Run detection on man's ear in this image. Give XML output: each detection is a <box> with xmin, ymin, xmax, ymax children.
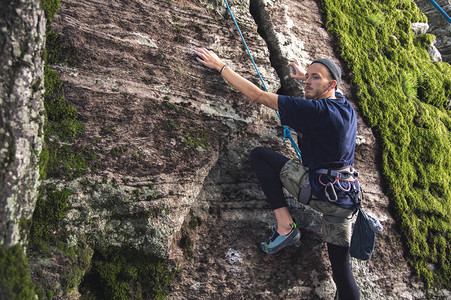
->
<box><xmin>328</xmin><ymin>80</ymin><xmax>337</xmax><ymax>91</ymax></box>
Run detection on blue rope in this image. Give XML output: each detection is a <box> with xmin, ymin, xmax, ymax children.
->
<box><xmin>428</xmin><ymin>0</ymin><xmax>451</xmax><ymax>23</ymax></box>
<box><xmin>223</xmin><ymin>0</ymin><xmax>302</xmax><ymax>162</ymax></box>
<box><xmin>223</xmin><ymin>0</ymin><xmax>268</xmax><ymax>92</ymax></box>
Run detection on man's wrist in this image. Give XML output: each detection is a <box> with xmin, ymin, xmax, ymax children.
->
<box><xmin>216</xmin><ymin>63</ymin><xmax>226</xmax><ymax>72</ymax></box>
<box><xmin>219</xmin><ymin>64</ymin><xmax>228</xmax><ymax>74</ymax></box>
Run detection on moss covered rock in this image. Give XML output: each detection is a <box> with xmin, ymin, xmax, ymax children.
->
<box><xmin>321</xmin><ymin>0</ymin><xmax>451</xmax><ymax>290</ymax></box>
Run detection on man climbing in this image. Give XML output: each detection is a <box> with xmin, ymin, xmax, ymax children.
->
<box><xmin>194</xmin><ymin>47</ymin><xmax>360</xmax><ymax>299</ymax></box>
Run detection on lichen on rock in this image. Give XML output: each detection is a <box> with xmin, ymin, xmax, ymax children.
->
<box><xmin>0</xmin><ymin>0</ymin><xmax>46</xmax><ymax>247</ymax></box>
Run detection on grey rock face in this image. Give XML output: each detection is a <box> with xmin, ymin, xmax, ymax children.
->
<box><xmin>411</xmin><ymin>22</ymin><xmax>429</xmax><ymax>34</ymax></box>
<box><xmin>411</xmin><ymin>22</ymin><xmax>443</xmax><ymax>62</ymax></box>
<box><xmin>0</xmin><ymin>0</ymin><xmax>46</xmax><ymax>247</ymax></box>
<box><xmin>413</xmin><ymin>0</ymin><xmax>451</xmax><ymax>62</ymax></box>
<box><xmin>428</xmin><ymin>40</ymin><xmax>444</xmax><ymax>62</ymax></box>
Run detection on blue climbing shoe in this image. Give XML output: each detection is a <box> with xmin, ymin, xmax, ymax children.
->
<box><xmin>260</xmin><ymin>223</ymin><xmax>301</xmax><ymax>254</ymax></box>
<box><xmin>271</xmin><ymin>224</ymin><xmax>277</xmax><ymax>234</ymax></box>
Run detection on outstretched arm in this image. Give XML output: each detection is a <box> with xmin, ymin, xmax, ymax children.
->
<box><xmin>194</xmin><ymin>47</ymin><xmax>279</xmax><ymax>111</ymax></box>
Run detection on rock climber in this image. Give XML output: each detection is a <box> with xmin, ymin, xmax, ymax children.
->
<box><xmin>194</xmin><ymin>47</ymin><xmax>360</xmax><ymax>299</ymax></box>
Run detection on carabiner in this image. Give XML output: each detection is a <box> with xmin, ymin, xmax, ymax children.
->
<box><xmin>324</xmin><ymin>182</ymin><xmax>338</xmax><ymax>202</ymax></box>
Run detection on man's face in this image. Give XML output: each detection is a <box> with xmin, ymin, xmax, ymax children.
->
<box><xmin>304</xmin><ymin>63</ymin><xmax>336</xmax><ymax>100</ymax></box>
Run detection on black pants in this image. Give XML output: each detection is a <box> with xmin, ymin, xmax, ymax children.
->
<box><xmin>249</xmin><ymin>147</ymin><xmax>360</xmax><ymax>299</ymax></box>
<box><xmin>249</xmin><ymin>147</ymin><xmax>289</xmax><ymax>209</ymax></box>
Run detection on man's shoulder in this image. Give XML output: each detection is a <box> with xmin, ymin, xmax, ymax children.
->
<box><xmin>326</xmin><ymin>93</ymin><xmax>354</xmax><ymax>109</ymax></box>
<box><xmin>326</xmin><ymin>91</ymin><xmax>346</xmax><ymax>102</ymax></box>
<box><xmin>278</xmin><ymin>94</ymin><xmax>315</xmax><ymax>107</ymax></box>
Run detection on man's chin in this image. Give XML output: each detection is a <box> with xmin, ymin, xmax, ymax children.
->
<box><xmin>304</xmin><ymin>92</ymin><xmax>315</xmax><ymax>100</ymax></box>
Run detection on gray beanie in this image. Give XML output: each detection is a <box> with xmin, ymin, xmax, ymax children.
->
<box><xmin>311</xmin><ymin>58</ymin><xmax>341</xmax><ymax>89</ymax></box>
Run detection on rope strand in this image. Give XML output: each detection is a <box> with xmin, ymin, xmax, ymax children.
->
<box><xmin>223</xmin><ymin>0</ymin><xmax>302</xmax><ymax>162</ymax></box>
<box><xmin>428</xmin><ymin>0</ymin><xmax>451</xmax><ymax>23</ymax></box>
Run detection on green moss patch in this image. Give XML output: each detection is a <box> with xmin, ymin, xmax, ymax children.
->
<box><xmin>41</xmin><ymin>62</ymin><xmax>87</xmax><ymax>180</ymax></box>
<box><xmin>45</xmin><ymin>28</ymin><xmax>78</xmax><ymax>66</ymax></box>
<box><xmin>27</xmin><ymin>1</ymin><xmax>96</xmax><ymax>298</ymax></box>
<box><xmin>28</xmin><ymin>186</ymin><xmax>94</xmax><ymax>299</ymax></box>
<box><xmin>40</xmin><ymin>0</ymin><xmax>60</xmax><ymax>23</ymax></box>
<box><xmin>79</xmin><ymin>247</ymin><xmax>179</xmax><ymax>300</ymax></box>
<box><xmin>0</xmin><ymin>245</ymin><xmax>36</xmax><ymax>299</ymax></box>
<box><xmin>320</xmin><ymin>0</ymin><xmax>451</xmax><ymax>290</ymax></box>
<box><xmin>38</xmin><ymin>23</ymin><xmax>99</xmax><ymax>181</ymax></box>
<box><xmin>29</xmin><ymin>186</ymin><xmax>70</xmax><ymax>252</ymax></box>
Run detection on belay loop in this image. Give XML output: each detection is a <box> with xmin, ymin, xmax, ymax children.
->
<box><xmin>223</xmin><ymin>0</ymin><xmax>302</xmax><ymax>163</ymax></box>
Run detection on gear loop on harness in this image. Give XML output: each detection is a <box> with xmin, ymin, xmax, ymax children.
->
<box><xmin>318</xmin><ymin>167</ymin><xmax>358</xmax><ymax>202</ymax></box>
<box><xmin>337</xmin><ymin>179</ymin><xmax>352</xmax><ymax>192</ymax></box>
<box><xmin>319</xmin><ymin>173</ymin><xmax>337</xmax><ymax>186</ymax></box>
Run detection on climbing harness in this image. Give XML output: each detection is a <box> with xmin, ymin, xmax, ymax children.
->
<box><xmin>314</xmin><ymin>166</ymin><xmax>362</xmax><ymax>224</ymax></box>
<box><xmin>316</xmin><ymin>166</ymin><xmax>359</xmax><ymax>203</ymax></box>
<box><xmin>428</xmin><ymin>0</ymin><xmax>451</xmax><ymax>23</ymax></box>
<box><xmin>222</xmin><ymin>0</ymin><xmax>303</xmax><ymax>162</ymax></box>
<box><xmin>316</xmin><ymin>165</ymin><xmax>383</xmax><ymax>260</ymax></box>
<box><xmin>297</xmin><ymin>166</ymin><xmax>361</xmax><ymax>216</ymax></box>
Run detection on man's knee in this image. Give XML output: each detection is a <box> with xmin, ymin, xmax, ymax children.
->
<box><xmin>249</xmin><ymin>146</ymin><xmax>266</xmax><ymax>164</ymax></box>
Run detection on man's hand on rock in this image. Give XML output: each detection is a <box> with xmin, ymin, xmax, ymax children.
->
<box><xmin>194</xmin><ymin>47</ymin><xmax>226</xmax><ymax>72</ymax></box>
<box><xmin>288</xmin><ymin>60</ymin><xmax>306</xmax><ymax>81</ymax></box>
